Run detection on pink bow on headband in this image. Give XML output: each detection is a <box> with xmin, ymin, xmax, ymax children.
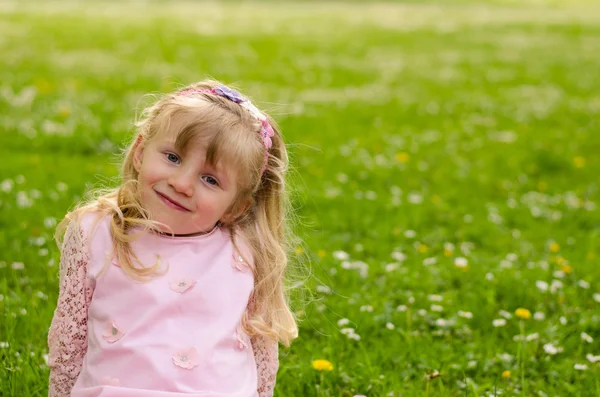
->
<box><xmin>179</xmin><ymin>85</ymin><xmax>274</xmax><ymax>173</ymax></box>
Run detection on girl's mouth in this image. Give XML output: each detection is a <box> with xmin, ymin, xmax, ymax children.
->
<box><xmin>156</xmin><ymin>191</ymin><xmax>190</xmax><ymax>212</ymax></box>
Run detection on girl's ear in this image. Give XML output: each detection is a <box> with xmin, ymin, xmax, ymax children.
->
<box><xmin>133</xmin><ymin>135</ymin><xmax>144</xmax><ymax>173</ymax></box>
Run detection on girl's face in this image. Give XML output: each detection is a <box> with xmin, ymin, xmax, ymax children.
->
<box><xmin>133</xmin><ymin>130</ymin><xmax>242</xmax><ymax>235</ymax></box>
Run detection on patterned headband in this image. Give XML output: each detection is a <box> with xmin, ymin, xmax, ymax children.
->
<box><xmin>179</xmin><ymin>85</ymin><xmax>274</xmax><ymax>173</ymax></box>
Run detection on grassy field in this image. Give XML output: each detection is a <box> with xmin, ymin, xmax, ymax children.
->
<box><xmin>1</xmin><ymin>1</ymin><xmax>600</xmax><ymax>396</ymax></box>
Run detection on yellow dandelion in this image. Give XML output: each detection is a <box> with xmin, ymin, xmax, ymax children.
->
<box><xmin>587</xmin><ymin>252</ymin><xmax>595</xmax><ymax>261</ymax></box>
<box><xmin>549</xmin><ymin>242</ymin><xmax>560</xmax><ymax>253</ymax></box>
<box><xmin>537</xmin><ymin>181</ymin><xmax>548</xmax><ymax>192</ymax></box>
<box><xmin>312</xmin><ymin>359</ymin><xmax>334</xmax><ymax>371</ymax></box>
<box><xmin>295</xmin><ymin>246</ymin><xmax>304</xmax><ymax>255</ymax></box>
<box><xmin>58</xmin><ymin>106</ymin><xmax>71</xmax><ymax>118</ymax></box>
<box><xmin>418</xmin><ymin>244</ymin><xmax>428</xmax><ymax>253</ymax></box>
<box><xmin>395</xmin><ymin>152</ymin><xmax>410</xmax><ymax>163</ymax></box>
<box><xmin>502</xmin><ymin>370</ymin><xmax>511</xmax><ymax>378</ymax></box>
<box><xmin>34</xmin><ymin>79</ymin><xmax>53</xmax><ymax>95</ymax></box>
<box><xmin>317</xmin><ymin>250</ymin><xmax>326</xmax><ymax>258</ymax></box>
<box><xmin>560</xmin><ymin>264</ymin><xmax>573</xmax><ymax>274</ymax></box>
<box><xmin>558</xmin><ymin>295</ymin><xmax>565</xmax><ymax>304</ymax></box>
<box><xmin>444</xmin><ymin>248</ymin><xmax>453</xmax><ymax>257</ymax></box>
<box><xmin>573</xmin><ymin>156</ymin><xmax>586</xmax><ymax>168</ymax></box>
<box><xmin>515</xmin><ymin>308</ymin><xmax>531</xmax><ymax>320</ymax></box>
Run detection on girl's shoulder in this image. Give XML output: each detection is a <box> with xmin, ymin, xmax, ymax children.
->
<box><xmin>76</xmin><ymin>211</ymin><xmax>112</xmax><ymax>240</ymax></box>
<box><xmin>67</xmin><ymin>210</ymin><xmax>113</xmax><ymax>264</ymax></box>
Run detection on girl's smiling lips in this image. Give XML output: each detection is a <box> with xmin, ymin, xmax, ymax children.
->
<box><xmin>156</xmin><ymin>191</ymin><xmax>190</xmax><ymax>212</ymax></box>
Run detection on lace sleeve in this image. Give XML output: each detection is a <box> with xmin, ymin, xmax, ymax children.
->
<box><xmin>251</xmin><ymin>334</ymin><xmax>279</xmax><ymax>397</ymax></box>
<box><xmin>47</xmin><ymin>221</ymin><xmax>93</xmax><ymax>397</ymax></box>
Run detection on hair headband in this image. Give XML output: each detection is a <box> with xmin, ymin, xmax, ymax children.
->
<box><xmin>179</xmin><ymin>85</ymin><xmax>274</xmax><ymax>173</ymax></box>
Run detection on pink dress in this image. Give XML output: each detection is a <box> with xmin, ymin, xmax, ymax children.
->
<box><xmin>48</xmin><ymin>213</ymin><xmax>279</xmax><ymax>397</ymax></box>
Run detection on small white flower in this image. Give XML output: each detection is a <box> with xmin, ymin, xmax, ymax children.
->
<box><xmin>435</xmin><ymin>318</ymin><xmax>449</xmax><ymax>327</ymax></box>
<box><xmin>525</xmin><ymin>332</ymin><xmax>539</xmax><ymax>341</ymax></box>
<box><xmin>492</xmin><ymin>319</ymin><xmax>507</xmax><ymax>327</ymax></box>
<box><xmin>337</xmin><ymin>318</ymin><xmax>350</xmax><ymax>326</ymax></box>
<box><xmin>396</xmin><ymin>305</ymin><xmax>407</xmax><ymax>312</ymax></box>
<box><xmin>404</xmin><ymin>230</ymin><xmax>416</xmax><ymax>238</ymax></box>
<box><xmin>386</xmin><ymin>322</ymin><xmax>395</xmax><ymax>330</ymax></box>
<box><xmin>578</xmin><ymin>280</ymin><xmax>590</xmax><ymax>289</ymax></box>
<box><xmin>11</xmin><ymin>262</ymin><xmax>25</xmax><ymax>270</ymax></box>
<box><xmin>536</xmin><ymin>280</ymin><xmax>549</xmax><ymax>292</ymax></box>
<box><xmin>498</xmin><ymin>353</ymin><xmax>514</xmax><ymax>362</ymax></box>
<box><xmin>454</xmin><ymin>257</ymin><xmax>468</xmax><ymax>268</ymax></box>
<box><xmin>543</xmin><ymin>343</ymin><xmax>562</xmax><ymax>355</ymax></box>
<box><xmin>423</xmin><ymin>257</ymin><xmax>437</xmax><ymax>266</ymax></box>
<box><xmin>0</xmin><ymin>342</ymin><xmax>9</xmax><ymax>348</ymax></box>
<box><xmin>594</xmin><ymin>293</ymin><xmax>600</xmax><ymax>303</ymax></box>
<box><xmin>316</xmin><ymin>285</ymin><xmax>332</xmax><ymax>294</ymax></box>
<box><xmin>428</xmin><ymin>294</ymin><xmax>443</xmax><ymax>302</ymax></box>
<box><xmin>333</xmin><ymin>251</ymin><xmax>350</xmax><ymax>261</ymax></box>
<box><xmin>499</xmin><ymin>310</ymin><xmax>512</xmax><ymax>319</ymax></box>
<box><xmin>574</xmin><ymin>363</ymin><xmax>588</xmax><ymax>371</ymax></box>
<box><xmin>360</xmin><ymin>305</ymin><xmax>373</xmax><ymax>312</ymax></box>
<box><xmin>559</xmin><ymin>316</ymin><xmax>567</xmax><ymax>325</ymax></box>
<box><xmin>408</xmin><ymin>192</ymin><xmax>423</xmax><ymax>204</ymax></box>
<box><xmin>0</xmin><ymin>179</ymin><xmax>14</xmax><ymax>193</ymax></box>
<box><xmin>581</xmin><ymin>332</ymin><xmax>594</xmax><ymax>343</ymax></box>
<box><xmin>430</xmin><ymin>304</ymin><xmax>443</xmax><ymax>312</ymax></box>
<box><xmin>485</xmin><ymin>272</ymin><xmax>494</xmax><ymax>281</ymax></box>
<box><xmin>506</xmin><ymin>253</ymin><xmax>518</xmax><ymax>261</ymax></box>
<box><xmin>586</xmin><ymin>354</ymin><xmax>600</xmax><ymax>363</ymax></box>
<box><xmin>391</xmin><ymin>251</ymin><xmax>407</xmax><ymax>261</ymax></box>
<box><xmin>533</xmin><ymin>312</ymin><xmax>545</xmax><ymax>321</ymax></box>
<box><xmin>553</xmin><ymin>270</ymin><xmax>565</xmax><ymax>279</ymax></box>
<box><xmin>550</xmin><ymin>280</ymin><xmax>563</xmax><ymax>294</ymax></box>
<box><xmin>417</xmin><ymin>309</ymin><xmax>427</xmax><ymax>316</ymax></box>
<box><xmin>499</xmin><ymin>260</ymin><xmax>513</xmax><ymax>269</ymax></box>
<box><xmin>458</xmin><ymin>311</ymin><xmax>473</xmax><ymax>319</ymax></box>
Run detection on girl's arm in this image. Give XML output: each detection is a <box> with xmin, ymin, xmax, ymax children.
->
<box><xmin>47</xmin><ymin>221</ymin><xmax>93</xmax><ymax>397</ymax></box>
<box><xmin>251</xmin><ymin>334</ymin><xmax>279</xmax><ymax>397</ymax></box>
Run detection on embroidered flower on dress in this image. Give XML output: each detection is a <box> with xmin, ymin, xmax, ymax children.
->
<box><xmin>101</xmin><ymin>376</ymin><xmax>121</xmax><ymax>386</ymax></box>
<box><xmin>236</xmin><ymin>327</ymin><xmax>248</xmax><ymax>350</ymax></box>
<box><xmin>173</xmin><ymin>347</ymin><xmax>200</xmax><ymax>369</ymax></box>
<box><xmin>103</xmin><ymin>322</ymin><xmax>125</xmax><ymax>343</ymax></box>
<box><xmin>232</xmin><ymin>252</ymin><xmax>249</xmax><ymax>272</ymax></box>
<box><xmin>169</xmin><ymin>278</ymin><xmax>196</xmax><ymax>293</ymax></box>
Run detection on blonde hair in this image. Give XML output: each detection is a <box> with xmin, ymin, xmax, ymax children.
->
<box><xmin>56</xmin><ymin>79</ymin><xmax>299</xmax><ymax>346</ymax></box>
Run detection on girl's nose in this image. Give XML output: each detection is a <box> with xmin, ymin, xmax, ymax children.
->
<box><xmin>168</xmin><ymin>170</ymin><xmax>194</xmax><ymax>197</ymax></box>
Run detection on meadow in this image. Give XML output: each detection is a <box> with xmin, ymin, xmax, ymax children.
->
<box><xmin>1</xmin><ymin>1</ymin><xmax>600</xmax><ymax>396</ymax></box>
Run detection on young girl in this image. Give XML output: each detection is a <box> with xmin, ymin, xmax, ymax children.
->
<box><xmin>47</xmin><ymin>80</ymin><xmax>299</xmax><ymax>397</ymax></box>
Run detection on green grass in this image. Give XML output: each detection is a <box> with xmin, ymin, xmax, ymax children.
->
<box><xmin>1</xmin><ymin>1</ymin><xmax>600</xmax><ymax>396</ymax></box>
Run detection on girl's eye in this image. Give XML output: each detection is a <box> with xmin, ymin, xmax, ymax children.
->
<box><xmin>202</xmin><ymin>176</ymin><xmax>219</xmax><ymax>186</ymax></box>
<box><xmin>166</xmin><ymin>153</ymin><xmax>180</xmax><ymax>163</ymax></box>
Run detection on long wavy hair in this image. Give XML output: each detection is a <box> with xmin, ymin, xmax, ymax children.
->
<box><xmin>56</xmin><ymin>80</ymin><xmax>299</xmax><ymax>346</ymax></box>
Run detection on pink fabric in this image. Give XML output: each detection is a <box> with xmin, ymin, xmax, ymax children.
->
<box><xmin>48</xmin><ymin>213</ymin><xmax>279</xmax><ymax>397</ymax></box>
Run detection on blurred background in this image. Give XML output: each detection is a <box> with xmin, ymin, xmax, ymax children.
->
<box><xmin>1</xmin><ymin>1</ymin><xmax>599</xmax><ymax>396</ymax></box>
